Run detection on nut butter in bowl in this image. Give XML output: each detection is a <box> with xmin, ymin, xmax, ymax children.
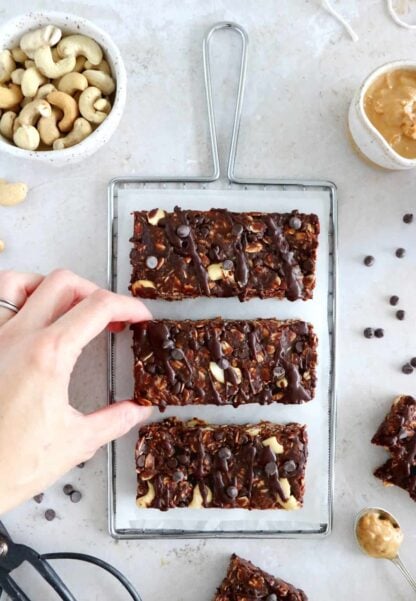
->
<box><xmin>349</xmin><ymin>60</ymin><xmax>416</xmax><ymax>170</ymax></box>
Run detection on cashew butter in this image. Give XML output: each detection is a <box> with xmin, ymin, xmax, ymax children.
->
<box><xmin>356</xmin><ymin>510</ymin><xmax>403</xmax><ymax>560</ymax></box>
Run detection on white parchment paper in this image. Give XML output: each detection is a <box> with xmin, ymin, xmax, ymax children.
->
<box><xmin>112</xmin><ymin>188</ymin><xmax>332</xmax><ymax>533</ymax></box>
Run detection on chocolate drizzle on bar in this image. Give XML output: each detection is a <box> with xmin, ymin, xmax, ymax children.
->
<box><xmin>130</xmin><ymin>207</ymin><xmax>319</xmax><ymax>302</ymax></box>
<box><xmin>132</xmin><ymin>318</ymin><xmax>317</xmax><ymax>409</ymax></box>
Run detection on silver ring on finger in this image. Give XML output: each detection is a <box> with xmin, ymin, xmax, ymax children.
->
<box><xmin>0</xmin><ymin>299</ymin><xmax>20</xmax><ymax>314</ymax></box>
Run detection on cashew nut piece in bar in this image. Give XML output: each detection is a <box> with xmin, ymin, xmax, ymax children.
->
<box><xmin>34</xmin><ymin>46</ymin><xmax>76</xmax><ymax>79</ymax></box>
<box><xmin>38</xmin><ymin>107</ymin><xmax>61</xmax><ymax>146</ymax></box>
<box><xmin>57</xmin><ymin>34</ymin><xmax>103</xmax><ymax>66</ymax></box>
<box><xmin>84</xmin><ymin>58</ymin><xmax>111</xmax><ymax>74</ymax></box>
<box><xmin>83</xmin><ymin>70</ymin><xmax>115</xmax><ymax>95</ymax></box>
<box><xmin>19</xmin><ymin>99</ymin><xmax>51</xmax><ymax>126</ymax></box>
<box><xmin>0</xmin><ymin>178</ymin><xmax>28</xmax><ymax>206</ymax></box>
<box><xmin>11</xmin><ymin>47</ymin><xmax>28</xmax><ymax>64</ymax></box>
<box><xmin>53</xmin><ymin>117</ymin><xmax>92</xmax><ymax>149</ymax></box>
<box><xmin>78</xmin><ymin>86</ymin><xmax>107</xmax><ymax>124</ymax></box>
<box><xmin>21</xmin><ymin>66</ymin><xmax>47</xmax><ymax>98</ymax></box>
<box><xmin>47</xmin><ymin>90</ymin><xmax>78</xmax><ymax>132</ymax></box>
<box><xmin>58</xmin><ymin>72</ymin><xmax>88</xmax><ymax>96</ymax></box>
<box><xmin>20</xmin><ymin>25</ymin><xmax>62</xmax><ymax>59</ymax></box>
<box><xmin>35</xmin><ymin>83</ymin><xmax>56</xmax><ymax>100</ymax></box>
<box><xmin>0</xmin><ymin>84</ymin><xmax>23</xmax><ymax>110</ymax></box>
<box><xmin>13</xmin><ymin>124</ymin><xmax>40</xmax><ymax>150</ymax></box>
<box><xmin>10</xmin><ymin>68</ymin><xmax>24</xmax><ymax>85</ymax></box>
<box><xmin>0</xmin><ymin>50</ymin><xmax>16</xmax><ymax>84</ymax></box>
<box><xmin>0</xmin><ymin>111</ymin><xmax>16</xmax><ymax>139</ymax></box>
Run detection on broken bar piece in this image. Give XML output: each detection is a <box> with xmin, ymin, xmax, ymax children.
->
<box><xmin>136</xmin><ymin>418</ymin><xmax>308</xmax><ymax>511</ymax></box>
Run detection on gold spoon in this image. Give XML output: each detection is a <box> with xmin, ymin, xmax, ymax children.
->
<box><xmin>354</xmin><ymin>507</ymin><xmax>416</xmax><ymax>592</ymax></box>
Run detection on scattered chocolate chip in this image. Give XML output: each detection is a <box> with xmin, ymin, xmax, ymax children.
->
<box><xmin>396</xmin><ymin>310</ymin><xmax>405</xmax><ymax>321</ymax></box>
<box><xmin>222</xmin><ymin>259</ymin><xmax>234</xmax><ymax>271</ymax></box>
<box><xmin>172</xmin><ymin>381</ymin><xmax>183</xmax><ymax>395</ymax></box>
<box><xmin>200</xmin><ymin>226</ymin><xmax>210</xmax><ymax>237</ymax></box>
<box><xmin>44</xmin><ymin>509</ymin><xmax>56</xmax><ymax>521</ymax></box>
<box><xmin>171</xmin><ymin>348</ymin><xmax>184</xmax><ymax>361</ymax></box>
<box><xmin>266</xmin><ymin>595</ymin><xmax>278</xmax><ymax>601</ymax></box>
<box><xmin>374</xmin><ymin>328</ymin><xmax>384</xmax><ymax>338</ymax></box>
<box><xmin>172</xmin><ymin>471</ymin><xmax>184</xmax><ymax>482</ymax></box>
<box><xmin>137</xmin><ymin>455</ymin><xmax>146</xmax><ymax>468</ymax></box>
<box><xmin>289</xmin><ymin>216</ymin><xmax>302</xmax><ymax>230</ymax></box>
<box><xmin>226</xmin><ymin>485</ymin><xmax>238</xmax><ymax>499</ymax></box>
<box><xmin>70</xmin><ymin>490</ymin><xmax>82</xmax><ymax>503</ymax></box>
<box><xmin>265</xmin><ymin>461</ymin><xmax>277</xmax><ymax>476</ymax></box>
<box><xmin>162</xmin><ymin>339</ymin><xmax>175</xmax><ymax>350</ymax></box>
<box><xmin>77</xmin><ymin>463</ymin><xmax>85</xmax><ymax>469</ymax></box>
<box><xmin>283</xmin><ymin>460</ymin><xmax>297</xmax><ymax>473</ymax></box>
<box><xmin>363</xmin><ymin>255</ymin><xmax>375</xmax><ymax>266</ymax></box>
<box><xmin>145</xmin><ymin>255</ymin><xmax>158</xmax><ymax>269</ymax></box>
<box><xmin>395</xmin><ymin>248</ymin><xmax>406</xmax><ymax>258</ymax></box>
<box><xmin>402</xmin><ymin>363</ymin><xmax>413</xmax><ymax>375</ymax></box>
<box><xmin>295</xmin><ymin>341</ymin><xmax>304</xmax><ymax>353</ymax></box>
<box><xmin>389</xmin><ymin>295</ymin><xmax>399</xmax><ymax>306</ymax></box>
<box><xmin>273</xmin><ymin>365</ymin><xmax>285</xmax><ymax>379</ymax></box>
<box><xmin>177</xmin><ymin>454</ymin><xmax>190</xmax><ymax>466</ymax></box>
<box><xmin>232</xmin><ymin>223</ymin><xmax>243</xmax><ymax>236</ymax></box>
<box><xmin>33</xmin><ymin>493</ymin><xmax>44</xmax><ymax>504</ymax></box>
<box><xmin>63</xmin><ymin>484</ymin><xmax>74</xmax><ymax>496</ymax></box>
<box><xmin>167</xmin><ymin>457</ymin><xmax>178</xmax><ymax>469</ymax></box>
<box><xmin>176</xmin><ymin>225</ymin><xmax>190</xmax><ymax>238</ymax></box>
<box><xmin>218</xmin><ymin>357</ymin><xmax>230</xmax><ymax>370</ymax></box>
<box><xmin>363</xmin><ymin>327</ymin><xmax>374</xmax><ymax>339</ymax></box>
<box><xmin>403</xmin><ymin>213</ymin><xmax>413</xmax><ymax>224</ymax></box>
<box><xmin>218</xmin><ymin>447</ymin><xmax>232</xmax><ymax>460</ymax></box>
<box><xmin>411</xmin><ymin>357</ymin><xmax>416</xmax><ymax>368</ymax></box>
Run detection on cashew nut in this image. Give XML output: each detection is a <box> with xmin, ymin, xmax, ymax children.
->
<box><xmin>38</xmin><ymin>107</ymin><xmax>61</xmax><ymax>146</ymax></box>
<box><xmin>10</xmin><ymin>68</ymin><xmax>24</xmax><ymax>85</ymax></box>
<box><xmin>13</xmin><ymin>124</ymin><xmax>40</xmax><ymax>150</ymax></box>
<box><xmin>21</xmin><ymin>66</ymin><xmax>47</xmax><ymax>98</ymax></box>
<box><xmin>34</xmin><ymin>46</ymin><xmax>76</xmax><ymax>79</ymax></box>
<box><xmin>93</xmin><ymin>98</ymin><xmax>111</xmax><ymax>113</ymax></box>
<box><xmin>53</xmin><ymin>117</ymin><xmax>92</xmax><ymax>149</ymax></box>
<box><xmin>73</xmin><ymin>56</ymin><xmax>87</xmax><ymax>73</ymax></box>
<box><xmin>84</xmin><ymin>58</ymin><xmax>110</xmax><ymax>74</ymax></box>
<box><xmin>0</xmin><ymin>240</ymin><xmax>4</xmax><ymax>253</ymax></box>
<box><xmin>35</xmin><ymin>83</ymin><xmax>56</xmax><ymax>99</ymax></box>
<box><xmin>57</xmin><ymin>34</ymin><xmax>103</xmax><ymax>65</ymax></box>
<box><xmin>47</xmin><ymin>90</ymin><xmax>78</xmax><ymax>132</ymax></box>
<box><xmin>19</xmin><ymin>99</ymin><xmax>51</xmax><ymax>126</ymax></box>
<box><xmin>78</xmin><ymin>86</ymin><xmax>107</xmax><ymax>124</ymax></box>
<box><xmin>0</xmin><ymin>50</ymin><xmax>16</xmax><ymax>84</ymax></box>
<box><xmin>0</xmin><ymin>84</ymin><xmax>23</xmax><ymax>109</ymax></box>
<box><xmin>11</xmin><ymin>47</ymin><xmax>28</xmax><ymax>63</ymax></box>
<box><xmin>0</xmin><ymin>179</ymin><xmax>28</xmax><ymax>206</ymax></box>
<box><xmin>0</xmin><ymin>111</ymin><xmax>16</xmax><ymax>139</ymax></box>
<box><xmin>83</xmin><ymin>70</ymin><xmax>115</xmax><ymax>95</ymax></box>
<box><xmin>20</xmin><ymin>25</ymin><xmax>62</xmax><ymax>59</ymax></box>
<box><xmin>58</xmin><ymin>72</ymin><xmax>88</xmax><ymax>95</ymax></box>
<box><xmin>24</xmin><ymin>59</ymin><xmax>35</xmax><ymax>69</ymax></box>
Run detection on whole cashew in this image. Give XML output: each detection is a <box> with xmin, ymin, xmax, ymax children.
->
<box><xmin>19</xmin><ymin>99</ymin><xmax>51</xmax><ymax>126</ymax></box>
<box><xmin>84</xmin><ymin>58</ymin><xmax>110</xmax><ymax>74</ymax></box>
<box><xmin>21</xmin><ymin>66</ymin><xmax>47</xmax><ymax>97</ymax></box>
<box><xmin>57</xmin><ymin>34</ymin><xmax>103</xmax><ymax>65</ymax></box>
<box><xmin>0</xmin><ymin>111</ymin><xmax>17</xmax><ymax>139</ymax></box>
<box><xmin>73</xmin><ymin>56</ymin><xmax>87</xmax><ymax>73</ymax></box>
<box><xmin>34</xmin><ymin>46</ymin><xmax>76</xmax><ymax>79</ymax></box>
<box><xmin>38</xmin><ymin>106</ymin><xmax>61</xmax><ymax>145</ymax></box>
<box><xmin>78</xmin><ymin>86</ymin><xmax>107</xmax><ymax>124</ymax></box>
<box><xmin>53</xmin><ymin>117</ymin><xmax>92</xmax><ymax>150</ymax></box>
<box><xmin>0</xmin><ymin>84</ymin><xmax>23</xmax><ymax>109</ymax></box>
<box><xmin>11</xmin><ymin>47</ymin><xmax>28</xmax><ymax>63</ymax></box>
<box><xmin>83</xmin><ymin>70</ymin><xmax>115</xmax><ymax>95</ymax></box>
<box><xmin>93</xmin><ymin>98</ymin><xmax>111</xmax><ymax>113</ymax></box>
<box><xmin>35</xmin><ymin>83</ymin><xmax>56</xmax><ymax>99</ymax></box>
<box><xmin>11</xmin><ymin>68</ymin><xmax>24</xmax><ymax>85</ymax></box>
<box><xmin>58</xmin><ymin>72</ymin><xmax>88</xmax><ymax>96</ymax></box>
<box><xmin>13</xmin><ymin>124</ymin><xmax>40</xmax><ymax>150</ymax></box>
<box><xmin>46</xmin><ymin>90</ymin><xmax>78</xmax><ymax>132</ymax></box>
<box><xmin>20</xmin><ymin>25</ymin><xmax>62</xmax><ymax>59</ymax></box>
<box><xmin>0</xmin><ymin>50</ymin><xmax>16</xmax><ymax>84</ymax></box>
<box><xmin>0</xmin><ymin>178</ymin><xmax>28</xmax><ymax>206</ymax></box>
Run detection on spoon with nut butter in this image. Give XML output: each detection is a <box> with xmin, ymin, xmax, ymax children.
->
<box><xmin>355</xmin><ymin>507</ymin><xmax>416</xmax><ymax>592</ymax></box>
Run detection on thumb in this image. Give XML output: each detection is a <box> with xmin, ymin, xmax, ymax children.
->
<box><xmin>84</xmin><ymin>401</ymin><xmax>152</xmax><ymax>449</ymax></box>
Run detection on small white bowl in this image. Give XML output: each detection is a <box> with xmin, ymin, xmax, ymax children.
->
<box><xmin>349</xmin><ymin>60</ymin><xmax>416</xmax><ymax>170</ymax></box>
<box><xmin>0</xmin><ymin>11</ymin><xmax>127</xmax><ymax>166</ymax></box>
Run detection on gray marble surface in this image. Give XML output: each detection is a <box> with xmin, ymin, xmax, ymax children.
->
<box><xmin>1</xmin><ymin>0</ymin><xmax>416</xmax><ymax>598</ymax></box>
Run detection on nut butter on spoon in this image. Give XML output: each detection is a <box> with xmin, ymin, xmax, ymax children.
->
<box><xmin>354</xmin><ymin>507</ymin><xmax>416</xmax><ymax>592</ymax></box>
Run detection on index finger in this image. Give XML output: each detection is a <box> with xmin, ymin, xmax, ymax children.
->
<box><xmin>49</xmin><ymin>289</ymin><xmax>152</xmax><ymax>354</ymax></box>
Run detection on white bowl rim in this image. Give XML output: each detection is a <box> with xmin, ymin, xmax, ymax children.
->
<box><xmin>0</xmin><ymin>10</ymin><xmax>126</xmax><ymax>159</ymax></box>
<box><xmin>357</xmin><ymin>59</ymin><xmax>416</xmax><ymax>166</ymax></box>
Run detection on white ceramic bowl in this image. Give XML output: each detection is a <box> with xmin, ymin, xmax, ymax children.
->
<box><xmin>349</xmin><ymin>60</ymin><xmax>416</xmax><ymax>170</ymax></box>
<box><xmin>0</xmin><ymin>11</ymin><xmax>127</xmax><ymax>166</ymax></box>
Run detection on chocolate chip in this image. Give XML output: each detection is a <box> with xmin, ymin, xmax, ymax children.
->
<box><xmin>176</xmin><ymin>225</ymin><xmax>190</xmax><ymax>238</ymax></box>
<box><xmin>283</xmin><ymin>460</ymin><xmax>297</xmax><ymax>473</ymax></box>
<box><xmin>145</xmin><ymin>255</ymin><xmax>158</xmax><ymax>269</ymax></box>
<box><xmin>218</xmin><ymin>357</ymin><xmax>230</xmax><ymax>370</ymax></box>
<box><xmin>395</xmin><ymin>248</ymin><xmax>406</xmax><ymax>258</ymax></box>
<box><xmin>232</xmin><ymin>223</ymin><xmax>243</xmax><ymax>236</ymax></box>
<box><xmin>374</xmin><ymin>328</ymin><xmax>384</xmax><ymax>338</ymax></box>
<box><xmin>363</xmin><ymin>327</ymin><xmax>374</xmax><ymax>339</ymax></box>
<box><xmin>402</xmin><ymin>363</ymin><xmax>413</xmax><ymax>374</ymax></box>
<box><xmin>213</xmin><ymin>430</ymin><xmax>224</xmax><ymax>441</ymax></box>
<box><xmin>396</xmin><ymin>310</ymin><xmax>405</xmax><ymax>321</ymax></box>
<box><xmin>218</xmin><ymin>447</ymin><xmax>232</xmax><ymax>460</ymax></box>
<box><xmin>389</xmin><ymin>295</ymin><xmax>399</xmax><ymax>306</ymax></box>
<box><xmin>172</xmin><ymin>471</ymin><xmax>184</xmax><ymax>482</ymax></box>
<box><xmin>403</xmin><ymin>213</ymin><xmax>413</xmax><ymax>224</ymax></box>
<box><xmin>363</xmin><ymin>255</ymin><xmax>375</xmax><ymax>266</ymax></box>
<box><xmin>222</xmin><ymin>259</ymin><xmax>234</xmax><ymax>271</ymax></box>
<box><xmin>411</xmin><ymin>357</ymin><xmax>416</xmax><ymax>368</ymax></box>
<box><xmin>45</xmin><ymin>509</ymin><xmax>56</xmax><ymax>521</ymax></box>
<box><xmin>273</xmin><ymin>365</ymin><xmax>285</xmax><ymax>379</ymax></box>
<box><xmin>33</xmin><ymin>493</ymin><xmax>44</xmax><ymax>504</ymax></box>
<box><xmin>147</xmin><ymin>363</ymin><xmax>157</xmax><ymax>375</ymax></box>
<box><xmin>137</xmin><ymin>455</ymin><xmax>146</xmax><ymax>468</ymax></box>
<box><xmin>200</xmin><ymin>226</ymin><xmax>210</xmax><ymax>237</ymax></box>
<box><xmin>295</xmin><ymin>341</ymin><xmax>304</xmax><ymax>352</ymax></box>
<box><xmin>63</xmin><ymin>484</ymin><xmax>74</xmax><ymax>496</ymax></box>
<box><xmin>77</xmin><ymin>463</ymin><xmax>85</xmax><ymax>469</ymax></box>
<box><xmin>173</xmin><ymin>381</ymin><xmax>183</xmax><ymax>395</ymax></box>
<box><xmin>70</xmin><ymin>491</ymin><xmax>82</xmax><ymax>503</ymax></box>
<box><xmin>265</xmin><ymin>461</ymin><xmax>277</xmax><ymax>475</ymax></box>
<box><xmin>171</xmin><ymin>348</ymin><xmax>184</xmax><ymax>361</ymax></box>
<box><xmin>266</xmin><ymin>595</ymin><xmax>277</xmax><ymax>601</ymax></box>
<box><xmin>162</xmin><ymin>339</ymin><xmax>175</xmax><ymax>350</ymax></box>
<box><xmin>177</xmin><ymin>454</ymin><xmax>190</xmax><ymax>466</ymax></box>
<box><xmin>289</xmin><ymin>216</ymin><xmax>302</xmax><ymax>230</ymax></box>
<box><xmin>226</xmin><ymin>485</ymin><xmax>238</xmax><ymax>499</ymax></box>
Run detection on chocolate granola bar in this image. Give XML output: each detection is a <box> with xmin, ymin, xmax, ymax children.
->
<box><xmin>130</xmin><ymin>207</ymin><xmax>319</xmax><ymax>302</ymax></box>
<box><xmin>372</xmin><ymin>395</ymin><xmax>416</xmax><ymax>502</ymax></box>
<box><xmin>214</xmin><ymin>555</ymin><xmax>308</xmax><ymax>601</ymax></box>
<box><xmin>136</xmin><ymin>418</ymin><xmax>308</xmax><ymax>511</ymax></box>
<box><xmin>132</xmin><ymin>318</ymin><xmax>317</xmax><ymax>408</ymax></box>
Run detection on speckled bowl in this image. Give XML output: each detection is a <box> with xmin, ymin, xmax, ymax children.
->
<box><xmin>0</xmin><ymin>11</ymin><xmax>127</xmax><ymax>165</ymax></box>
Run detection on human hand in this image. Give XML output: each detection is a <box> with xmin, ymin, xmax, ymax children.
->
<box><xmin>0</xmin><ymin>269</ymin><xmax>152</xmax><ymax>514</ymax></box>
